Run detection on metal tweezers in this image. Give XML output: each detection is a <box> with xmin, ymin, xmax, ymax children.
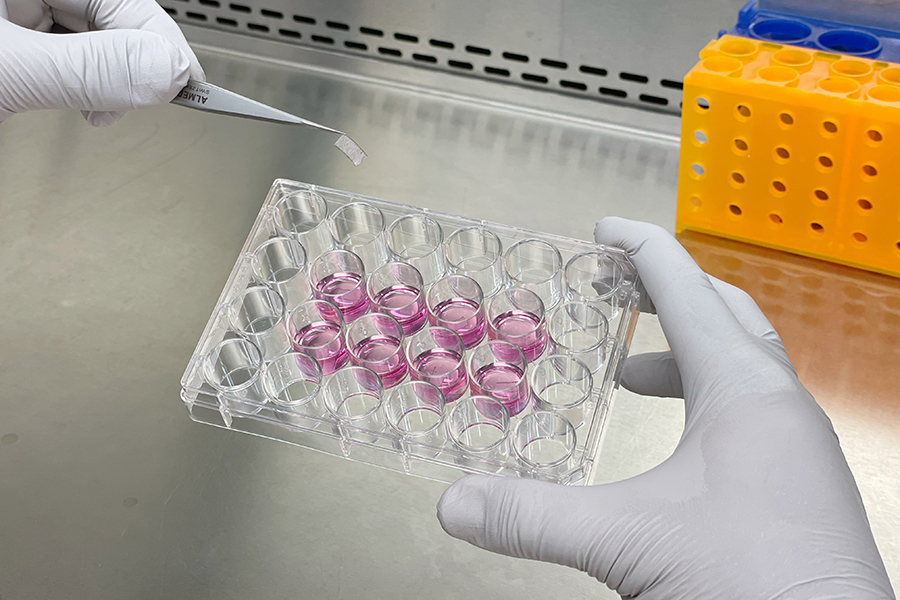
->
<box><xmin>170</xmin><ymin>79</ymin><xmax>367</xmax><ymax>166</ymax></box>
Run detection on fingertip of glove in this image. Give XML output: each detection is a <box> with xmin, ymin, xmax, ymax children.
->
<box><xmin>437</xmin><ymin>475</ymin><xmax>492</xmax><ymax>542</ymax></box>
<box><xmin>594</xmin><ymin>216</ymin><xmax>632</xmax><ymax>245</ymax></box>
<box><xmin>190</xmin><ymin>62</ymin><xmax>207</xmax><ymax>83</ymax></box>
<box><xmin>164</xmin><ymin>46</ymin><xmax>193</xmax><ymax>96</ymax></box>
<box><xmin>83</xmin><ymin>110</ymin><xmax>125</xmax><ymax>127</ymax></box>
<box><xmin>123</xmin><ymin>32</ymin><xmax>192</xmax><ymax>103</ymax></box>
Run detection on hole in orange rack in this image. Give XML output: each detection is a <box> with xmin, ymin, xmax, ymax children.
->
<box><xmin>720</xmin><ymin>39</ymin><xmax>758</xmax><ymax>57</ymax></box>
<box><xmin>810</xmin><ymin>222</ymin><xmax>824</xmax><ymax>234</ymax></box>
<box><xmin>779</xmin><ymin>112</ymin><xmax>794</xmax><ymax>125</ymax></box>
<box><xmin>736</xmin><ymin>104</ymin><xmax>752</xmax><ymax>119</ymax></box>
<box><xmin>758</xmin><ymin>66</ymin><xmax>798</xmax><ymax>84</ymax></box>
<box><xmin>818</xmin><ymin>155</ymin><xmax>834</xmax><ymax>168</ymax></box>
<box><xmin>863</xmin><ymin>164</ymin><xmax>878</xmax><ymax>177</ymax></box>
<box><xmin>814</xmin><ymin>189</ymin><xmax>829</xmax><ymax>201</ymax></box>
<box><xmin>818</xmin><ymin>77</ymin><xmax>860</xmax><ymax>95</ymax></box>
<box><xmin>772</xmin><ymin>180</ymin><xmax>787</xmax><ymax>194</ymax></box>
<box><xmin>832</xmin><ymin>59</ymin><xmax>872</xmax><ymax>78</ymax></box>
<box><xmin>729</xmin><ymin>204</ymin><xmax>743</xmax><ymax>216</ymax></box>
<box><xmin>692</xmin><ymin>163</ymin><xmax>705</xmax><ymax>176</ymax></box>
<box><xmin>868</xmin><ymin>85</ymin><xmax>900</xmax><ymax>103</ymax></box>
<box><xmin>775</xmin><ymin>147</ymin><xmax>790</xmax><ymax>160</ymax></box>
<box><xmin>731</xmin><ymin>172</ymin><xmax>745</xmax><ymax>184</ymax></box>
<box><xmin>694</xmin><ymin>130</ymin><xmax>708</xmax><ymax>144</ymax></box>
<box><xmin>769</xmin><ymin>213</ymin><xmax>783</xmax><ymax>224</ymax></box>
<box><xmin>868</xmin><ymin>129</ymin><xmax>883</xmax><ymax>142</ymax></box>
<box><xmin>696</xmin><ymin>97</ymin><xmax>710</xmax><ymax>110</ymax></box>
<box><xmin>773</xmin><ymin>48</ymin><xmax>812</xmax><ymax>68</ymax></box>
<box><xmin>853</xmin><ymin>232</ymin><xmax>868</xmax><ymax>243</ymax></box>
<box><xmin>896</xmin><ymin>242</ymin><xmax>900</xmax><ymax>252</ymax></box>
<box><xmin>734</xmin><ymin>138</ymin><xmax>749</xmax><ymax>152</ymax></box>
<box><xmin>703</xmin><ymin>56</ymin><xmax>743</xmax><ymax>74</ymax></box>
<box><xmin>880</xmin><ymin>67</ymin><xmax>900</xmax><ymax>84</ymax></box>
<box><xmin>858</xmin><ymin>198</ymin><xmax>873</xmax><ymax>210</ymax></box>
<box><xmin>690</xmin><ymin>196</ymin><xmax>702</xmax><ymax>208</ymax></box>
<box><xmin>822</xmin><ymin>120</ymin><xmax>838</xmax><ymax>135</ymax></box>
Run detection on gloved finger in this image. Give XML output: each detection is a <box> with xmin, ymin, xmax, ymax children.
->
<box><xmin>594</xmin><ymin>218</ymin><xmax>753</xmax><ymax>391</ymax></box>
<box><xmin>621</xmin><ymin>351</ymin><xmax>684</xmax><ymax>398</ymax></box>
<box><xmin>0</xmin><ymin>22</ymin><xmax>190</xmax><ymax>122</ymax></box>
<box><xmin>438</xmin><ymin>475</ymin><xmax>597</xmax><ymax>572</ymax></box>
<box><xmin>82</xmin><ymin>109</ymin><xmax>125</xmax><ymax>126</ymax></box>
<box><xmin>44</xmin><ymin>0</ymin><xmax>205</xmax><ymax>80</ymax></box>
<box><xmin>599</xmin><ymin>270</ymin><xmax>656</xmax><ymax>314</ymax></box>
<box><xmin>708</xmin><ymin>276</ymin><xmax>793</xmax><ymax>369</ymax></box>
<box><xmin>47</xmin><ymin>8</ymin><xmax>90</xmax><ymax>32</ymax></box>
<box><xmin>633</xmin><ymin>281</ymin><xmax>657</xmax><ymax>314</ymax></box>
<box><xmin>708</xmin><ymin>276</ymin><xmax>780</xmax><ymax>344</ymax></box>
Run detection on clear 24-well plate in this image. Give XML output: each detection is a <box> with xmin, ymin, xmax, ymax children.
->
<box><xmin>180</xmin><ymin>179</ymin><xmax>641</xmax><ymax>485</ymax></box>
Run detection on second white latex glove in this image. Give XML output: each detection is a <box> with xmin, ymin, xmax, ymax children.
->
<box><xmin>0</xmin><ymin>0</ymin><xmax>204</xmax><ymax>126</ymax></box>
<box><xmin>437</xmin><ymin>217</ymin><xmax>895</xmax><ymax>599</ymax></box>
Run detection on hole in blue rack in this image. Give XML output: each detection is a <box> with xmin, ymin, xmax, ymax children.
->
<box><xmin>749</xmin><ymin>18</ymin><xmax>812</xmax><ymax>42</ymax></box>
<box><xmin>818</xmin><ymin>30</ymin><xmax>880</xmax><ymax>55</ymax></box>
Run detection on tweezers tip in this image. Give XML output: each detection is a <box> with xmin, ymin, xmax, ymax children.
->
<box><xmin>335</xmin><ymin>134</ymin><xmax>367</xmax><ymax>166</ymax></box>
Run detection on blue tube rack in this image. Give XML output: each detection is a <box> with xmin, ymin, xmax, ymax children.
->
<box><xmin>722</xmin><ymin>0</ymin><xmax>900</xmax><ymax>62</ymax></box>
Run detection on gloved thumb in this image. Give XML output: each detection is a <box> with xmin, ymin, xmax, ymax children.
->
<box><xmin>0</xmin><ymin>22</ymin><xmax>190</xmax><ymax>125</ymax></box>
<box><xmin>438</xmin><ymin>475</ymin><xmax>605</xmax><ymax>572</ymax></box>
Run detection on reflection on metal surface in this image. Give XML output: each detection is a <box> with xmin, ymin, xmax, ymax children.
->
<box><xmin>681</xmin><ymin>231</ymin><xmax>900</xmax><ymax>409</ymax></box>
<box><xmin>680</xmin><ymin>231</ymin><xmax>900</xmax><ymax>576</ymax></box>
<box><xmin>162</xmin><ymin>0</ymin><xmax>745</xmax><ymax>114</ymax></box>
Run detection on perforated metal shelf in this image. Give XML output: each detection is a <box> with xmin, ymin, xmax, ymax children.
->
<box><xmin>159</xmin><ymin>0</ymin><xmax>747</xmax><ymax>116</ymax></box>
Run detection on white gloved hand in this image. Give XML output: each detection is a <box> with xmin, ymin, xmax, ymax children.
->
<box><xmin>438</xmin><ymin>217</ymin><xmax>896</xmax><ymax>599</ymax></box>
<box><xmin>0</xmin><ymin>0</ymin><xmax>204</xmax><ymax>126</ymax></box>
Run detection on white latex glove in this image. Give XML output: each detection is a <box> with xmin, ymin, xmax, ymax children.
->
<box><xmin>438</xmin><ymin>217</ymin><xmax>895</xmax><ymax>599</ymax></box>
<box><xmin>0</xmin><ymin>0</ymin><xmax>204</xmax><ymax>126</ymax></box>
